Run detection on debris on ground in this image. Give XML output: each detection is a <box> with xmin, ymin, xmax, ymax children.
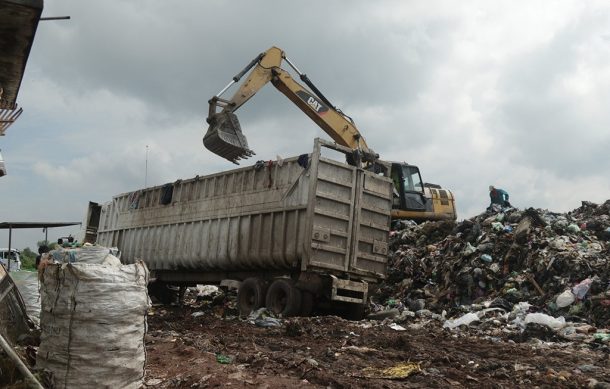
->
<box><xmin>143</xmin><ymin>200</ymin><xmax>610</xmax><ymax>388</ymax></box>
<box><xmin>144</xmin><ymin>300</ymin><xmax>610</xmax><ymax>388</ymax></box>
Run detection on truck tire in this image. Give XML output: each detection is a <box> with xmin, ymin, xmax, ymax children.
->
<box><xmin>237</xmin><ymin>277</ymin><xmax>267</xmax><ymax>316</ymax></box>
<box><xmin>265</xmin><ymin>279</ymin><xmax>302</xmax><ymax>317</ymax></box>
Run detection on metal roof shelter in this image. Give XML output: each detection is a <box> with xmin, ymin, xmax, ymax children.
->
<box><xmin>0</xmin><ymin>221</ymin><xmax>81</xmax><ymax>271</ymax></box>
<box><xmin>0</xmin><ymin>0</ymin><xmax>43</xmax><ymax>109</ymax></box>
<box><xmin>0</xmin><ymin>0</ymin><xmax>43</xmax><ymax>135</ymax></box>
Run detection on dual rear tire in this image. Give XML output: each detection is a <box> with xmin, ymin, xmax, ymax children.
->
<box><xmin>237</xmin><ymin>277</ymin><xmax>304</xmax><ymax>317</ymax></box>
<box><xmin>237</xmin><ymin>277</ymin><xmax>268</xmax><ymax>316</ymax></box>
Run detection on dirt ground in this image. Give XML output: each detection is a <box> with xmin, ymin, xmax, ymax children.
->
<box><xmin>144</xmin><ymin>302</ymin><xmax>610</xmax><ymax>388</ymax></box>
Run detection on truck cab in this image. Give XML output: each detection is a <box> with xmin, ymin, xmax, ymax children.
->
<box><xmin>0</xmin><ymin>248</ymin><xmax>21</xmax><ymax>271</ymax></box>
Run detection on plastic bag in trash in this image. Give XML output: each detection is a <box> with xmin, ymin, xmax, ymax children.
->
<box><xmin>462</xmin><ymin>242</ymin><xmax>476</xmax><ymax>256</ymax></box>
<box><xmin>443</xmin><ymin>312</ymin><xmax>479</xmax><ymax>329</ymax></box>
<box><xmin>247</xmin><ymin>307</ymin><xmax>282</xmax><ymax>327</ymax></box>
<box><xmin>572</xmin><ymin>278</ymin><xmax>593</xmax><ymax>300</ymax></box>
<box><xmin>556</xmin><ymin>290</ymin><xmax>576</xmax><ymax>308</ymax></box>
<box><xmin>491</xmin><ymin>222</ymin><xmax>504</xmax><ymax>232</ymax></box>
<box><xmin>524</xmin><ymin>313</ymin><xmax>566</xmax><ymax>330</ymax></box>
<box><xmin>480</xmin><ymin>254</ymin><xmax>493</xmax><ymax>263</ymax></box>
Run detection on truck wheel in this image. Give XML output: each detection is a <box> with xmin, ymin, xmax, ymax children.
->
<box><xmin>237</xmin><ymin>277</ymin><xmax>267</xmax><ymax>316</ymax></box>
<box><xmin>265</xmin><ymin>279</ymin><xmax>302</xmax><ymax>317</ymax></box>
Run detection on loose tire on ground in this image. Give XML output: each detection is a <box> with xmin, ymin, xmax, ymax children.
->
<box><xmin>237</xmin><ymin>277</ymin><xmax>268</xmax><ymax>316</ymax></box>
<box><xmin>265</xmin><ymin>279</ymin><xmax>302</xmax><ymax>317</ymax></box>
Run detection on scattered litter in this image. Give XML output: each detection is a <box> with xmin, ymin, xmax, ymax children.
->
<box><xmin>196</xmin><ymin>285</ymin><xmax>220</xmax><ymax>297</ymax></box>
<box><xmin>593</xmin><ymin>333</ymin><xmax>610</xmax><ymax>342</ymax></box>
<box><xmin>556</xmin><ymin>290</ymin><xmax>575</xmax><ymax>308</ymax></box>
<box><xmin>361</xmin><ymin>362</ymin><xmax>421</xmax><ymax>379</ymax></box>
<box><xmin>215</xmin><ymin>354</ymin><xmax>233</xmax><ymax>364</ymax></box>
<box><xmin>388</xmin><ymin>323</ymin><xmax>406</xmax><ymax>331</ymax></box>
<box><xmin>247</xmin><ymin>307</ymin><xmax>282</xmax><ymax>327</ymax></box>
<box><xmin>523</xmin><ymin>313</ymin><xmax>566</xmax><ymax>330</ymax></box>
<box><xmin>443</xmin><ymin>313</ymin><xmax>479</xmax><ymax>329</ymax></box>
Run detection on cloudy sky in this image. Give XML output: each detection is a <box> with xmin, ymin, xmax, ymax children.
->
<box><xmin>2</xmin><ymin>0</ymin><xmax>610</xmax><ymax>250</ymax></box>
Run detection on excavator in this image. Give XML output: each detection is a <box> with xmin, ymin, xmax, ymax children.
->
<box><xmin>203</xmin><ymin>46</ymin><xmax>456</xmax><ymax>222</ymax></box>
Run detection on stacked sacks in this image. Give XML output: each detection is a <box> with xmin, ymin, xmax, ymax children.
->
<box><xmin>378</xmin><ymin>201</ymin><xmax>610</xmax><ymax>326</ymax></box>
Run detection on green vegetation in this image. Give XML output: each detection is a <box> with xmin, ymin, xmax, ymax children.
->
<box><xmin>20</xmin><ymin>247</ymin><xmax>36</xmax><ymax>270</ymax></box>
<box><xmin>37</xmin><ymin>240</ymin><xmax>58</xmax><ymax>251</ymax></box>
<box><xmin>18</xmin><ymin>241</ymin><xmax>59</xmax><ymax>271</ymax></box>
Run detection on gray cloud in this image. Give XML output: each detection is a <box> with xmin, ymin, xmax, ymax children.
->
<box><xmin>3</xmin><ymin>0</ymin><xmax>610</xmax><ymax>249</ymax></box>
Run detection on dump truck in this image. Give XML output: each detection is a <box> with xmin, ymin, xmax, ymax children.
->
<box><xmin>86</xmin><ymin>139</ymin><xmax>392</xmax><ymax>317</ymax></box>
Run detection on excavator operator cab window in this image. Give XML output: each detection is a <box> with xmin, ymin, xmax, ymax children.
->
<box><xmin>401</xmin><ymin>165</ymin><xmax>424</xmax><ymax>193</ymax></box>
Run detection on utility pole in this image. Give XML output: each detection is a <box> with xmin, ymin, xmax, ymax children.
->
<box><xmin>144</xmin><ymin>145</ymin><xmax>149</xmax><ymax>189</ymax></box>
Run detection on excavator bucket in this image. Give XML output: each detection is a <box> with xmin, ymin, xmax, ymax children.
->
<box><xmin>203</xmin><ymin>112</ymin><xmax>255</xmax><ymax>164</ymax></box>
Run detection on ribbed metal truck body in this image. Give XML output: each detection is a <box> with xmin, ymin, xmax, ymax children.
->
<box><xmin>88</xmin><ymin>139</ymin><xmax>392</xmax><ymax>304</ymax></box>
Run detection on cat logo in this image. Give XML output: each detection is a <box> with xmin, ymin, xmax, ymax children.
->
<box><xmin>296</xmin><ymin>90</ymin><xmax>329</xmax><ymax>115</ymax></box>
<box><xmin>307</xmin><ymin>96</ymin><xmax>322</xmax><ymax>112</ymax></box>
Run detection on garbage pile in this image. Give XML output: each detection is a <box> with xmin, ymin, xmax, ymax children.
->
<box><xmin>377</xmin><ymin>200</ymin><xmax>610</xmax><ymax>327</ymax></box>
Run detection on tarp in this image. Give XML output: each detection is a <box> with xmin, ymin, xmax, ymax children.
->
<box><xmin>10</xmin><ymin>271</ymin><xmax>40</xmax><ymax>326</ymax></box>
<box><xmin>0</xmin><ymin>265</ymin><xmax>33</xmax><ymax>346</ymax></box>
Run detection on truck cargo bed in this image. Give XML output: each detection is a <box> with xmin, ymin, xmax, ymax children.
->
<box><xmin>90</xmin><ymin>139</ymin><xmax>392</xmax><ymax>285</ymax></box>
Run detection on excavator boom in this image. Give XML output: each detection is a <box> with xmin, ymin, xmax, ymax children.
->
<box><xmin>204</xmin><ymin>47</ymin><xmax>376</xmax><ymax>164</ymax></box>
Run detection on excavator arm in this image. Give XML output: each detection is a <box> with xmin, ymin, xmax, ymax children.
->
<box><xmin>204</xmin><ymin>46</ymin><xmax>457</xmax><ymax>221</ymax></box>
<box><xmin>204</xmin><ymin>46</ymin><xmax>377</xmax><ymax>164</ymax></box>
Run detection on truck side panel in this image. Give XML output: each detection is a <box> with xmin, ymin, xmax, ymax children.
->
<box><xmin>97</xmin><ymin>157</ymin><xmax>310</xmax><ymax>272</ymax></box>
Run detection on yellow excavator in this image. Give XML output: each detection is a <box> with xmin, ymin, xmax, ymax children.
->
<box><xmin>203</xmin><ymin>46</ymin><xmax>456</xmax><ymax>222</ymax></box>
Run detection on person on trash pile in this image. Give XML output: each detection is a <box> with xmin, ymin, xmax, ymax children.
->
<box><xmin>35</xmin><ymin>245</ymin><xmax>50</xmax><ymax>269</ymax></box>
<box><xmin>489</xmin><ymin>185</ymin><xmax>511</xmax><ymax>208</ymax></box>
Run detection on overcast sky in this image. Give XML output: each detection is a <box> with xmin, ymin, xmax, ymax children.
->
<box><xmin>2</xmin><ymin>0</ymin><xmax>610</xmax><ymax>250</ymax></box>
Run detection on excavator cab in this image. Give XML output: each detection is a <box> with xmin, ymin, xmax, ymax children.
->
<box><xmin>391</xmin><ymin>163</ymin><xmax>427</xmax><ymax>212</ymax></box>
<box><xmin>390</xmin><ymin>162</ymin><xmax>457</xmax><ymax>221</ymax></box>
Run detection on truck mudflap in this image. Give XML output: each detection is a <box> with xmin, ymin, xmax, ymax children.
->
<box><xmin>329</xmin><ymin>275</ymin><xmax>368</xmax><ymax>304</ymax></box>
